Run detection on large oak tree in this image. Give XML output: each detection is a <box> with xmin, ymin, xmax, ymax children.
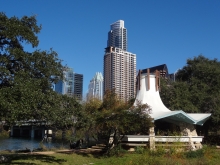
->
<box><xmin>0</xmin><ymin>13</ymin><xmax>80</xmax><ymax>128</ymax></box>
<box><xmin>160</xmin><ymin>55</ymin><xmax>220</xmax><ymax>132</ymax></box>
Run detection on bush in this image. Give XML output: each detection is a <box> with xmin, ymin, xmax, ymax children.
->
<box><xmin>149</xmin><ymin>147</ymin><xmax>166</xmax><ymax>157</ymax></box>
<box><xmin>185</xmin><ymin>149</ymin><xmax>204</xmax><ymax>158</ymax></box>
<box><xmin>134</xmin><ymin>146</ymin><xmax>146</xmax><ymax>154</ymax></box>
<box><xmin>39</xmin><ymin>142</ymin><xmax>48</xmax><ymax>151</ymax></box>
<box><xmin>106</xmin><ymin>144</ymin><xmax>127</xmax><ymax>157</ymax></box>
<box><xmin>0</xmin><ymin>126</ymin><xmax>9</xmax><ymax>139</ymax></box>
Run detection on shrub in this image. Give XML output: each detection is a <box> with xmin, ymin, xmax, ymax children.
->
<box><xmin>134</xmin><ymin>146</ymin><xmax>146</xmax><ymax>154</ymax></box>
<box><xmin>106</xmin><ymin>144</ymin><xmax>127</xmax><ymax>157</ymax></box>
<box><xmin>185</xmin><ymin>148</ymin><xmax>204</xmax><ymax>158</ymax></box>
<box><xmin>39</xmin><ymin>142</ymin><xmax>48</xmax><ymax>151</ymax></box>
<box><xmin>149</xmin><ymin>147</ymin><xmax>166</xmax><ymax>157</ymax></box>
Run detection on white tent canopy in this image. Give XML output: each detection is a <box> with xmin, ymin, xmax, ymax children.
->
<box><xmin>134</xmin><ymin>72</ymin><xmax>211</xmax><ymax>126</ymax></box>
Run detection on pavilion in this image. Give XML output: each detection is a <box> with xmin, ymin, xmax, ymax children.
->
<box><xmin>133</xmin><ymin>69</ymin><xmax>211</xmax><ymax>149</ymax></box>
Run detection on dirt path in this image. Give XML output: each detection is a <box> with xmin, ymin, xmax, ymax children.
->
<box><xmin>30</xmin><ymin>148</ymin><xmax>103</xmax><ymax>155</ymax></box>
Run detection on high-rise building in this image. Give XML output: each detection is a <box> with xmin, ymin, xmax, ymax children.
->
<box><xmin>55</xmin><ymin>67</ymin><xmax>74</xmax><ymax>95</ymax></box>
<box><xmin>107</xmin><ymin>20</ymin><xmax>127</xmax><ymax>51</ymax></box>
<box><xmin>104</xmin><ymin>47</ymin><xmax>136</xmax><ymax>101</ymax></box>
<box><xmin>73</xmin><ymin>73</ymin><xmax>83</xmax><ymax>101</ymax></box>
<box><xmin>86</xmin><ymin>72</ymin><xmax>103</xmax><ymax>101</ymax></box>
<box><xmin>55</xmin><ymin>67</ymin><xmax>83</xmax><ymax>101</ymax></box>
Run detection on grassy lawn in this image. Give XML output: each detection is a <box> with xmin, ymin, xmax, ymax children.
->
<box><xmin>1</xmin><ymin>146</ymin><xmax>220</xmax><ymax>165</ymax></box>
<box><xmin>0</xmin><ymin>151</ymin><xmax>135</xmax><ymax>165</ymax></box>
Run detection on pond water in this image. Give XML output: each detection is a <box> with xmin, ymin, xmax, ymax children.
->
<box><xmin>0</xmin><ymin>137</ymin><xmax>69</xmax><ymax>151</ymax></box>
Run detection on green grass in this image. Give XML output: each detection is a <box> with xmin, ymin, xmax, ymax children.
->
<box><xmin>0</xmin><ymin>151</ymin><xmax>135</xmax><ymax>165</ymax></box>
<box><xmin>1</xmin><ymin>146</ymin><xmax>220</xmax><ymax>165</ymax></box>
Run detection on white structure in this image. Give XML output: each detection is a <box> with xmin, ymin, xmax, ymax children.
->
<box><xmin>135</xmin><ymin>69</ymin><xmax>211</xmax><ymax>126</ymax></box>
<box><xmin>107</xmin><ymin>20</ymin><xmax>127</xmax><ymax>51</ymax></box>
<box><xmin>87</xmin><ymin>72</ymin><xmax>103</xmax><ymax>101</ymax></box>
<box><xmin>104</xmin><ymin>47</ymin><xmax>136</xmax><ymax>101</ymax></box>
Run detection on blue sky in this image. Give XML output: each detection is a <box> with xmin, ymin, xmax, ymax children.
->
<box><xmin>1</xmin><ymin>0</ymin><xmax>220</xmax><ymax>97</ymax></box>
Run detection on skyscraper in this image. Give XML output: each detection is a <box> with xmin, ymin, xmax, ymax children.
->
<box><xmin>86</xmin><ymin>72</ymin><xmax>103</xmax><ymax>101</ymax></box>
<box><xmin>73</xmin><ymin>73</ymin><xmax>83</xmax><ymax>101</ymax></box>
<box><xmin>104</xmin><ymin>20</ymin><xmax>136</xmax><ymax>101</ymax></box>
<box><xmin>55</xmin><ymin>67</ymin><xmax>83</xmax><ymax>101</ymax></box>
<box><xmin>104</xmin><ymin>47</ymin><xmax>136</xmax><ymax>101</ymax></box>
<box><xmin>55</xmin><ymin>67</ymin><xmax>74</xmax><ymax>95</ymax></box>
<box><xmin>107</xmin><ymin>20</ymin><xmax>127</xmax><ymax>51</ymax></box>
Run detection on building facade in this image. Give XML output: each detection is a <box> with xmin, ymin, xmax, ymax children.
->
<box><xmin>55</xmin><ymin>67</ymin><xmax>83</xmax><ymax>101</ymax></box>
<box><xmin>87</xmin><ymin>72</ymin><xmax>103</xmax><ymax>101</ymax></box>
<box><xmin>107</xmin><ymin>20</ymin><xmax>127</xmax><ymax>51</ymax></box>
<box><xmin>73</xmin><ymin>73</ymin><xmax>83</xmax><ymax>100</ymax></box>
<box><xmin>104</xmin><ymin>47</ymin><xmax>136</xmax><ymax>101</ymax></box>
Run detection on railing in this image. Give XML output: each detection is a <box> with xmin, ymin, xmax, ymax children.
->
<box><xmin>121</xmin><ymin>135</ymin><xmax>203</xmax><ymax>143</ymax></box>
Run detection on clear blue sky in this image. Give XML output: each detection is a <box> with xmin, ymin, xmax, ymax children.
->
<box><xmin>1</xmin><ymin>0</ymin><xmax>220</xmax><ymax>98</ymax></box>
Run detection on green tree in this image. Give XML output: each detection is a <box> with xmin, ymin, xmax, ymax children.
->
<box><xmin>0</xmin><ymin>13</ymin><xmax>69</xmax><ymax>126</ymax></box>
<box><xmin>79</xmin><ymin>98</ymin><xmax>103</xmax><ymax>143</ymax></box>
<box><xmin>160</xmin><ymin>55</ymin><xmax>220</xmax><ymax>132</ymax></box>
<box><xmin>46</xmin><ymin>95</ymin><xmax>83</xmax><ymax>129</ymax></box>
<box><xmin>160</xmin><ymin>79</ymin><xmax>198</xmax><ymax>112</ymax></box>
<box><xmin>83</xmin><ymin>90</ymin><xmax>153</xmax><ymax>153</ymax></box>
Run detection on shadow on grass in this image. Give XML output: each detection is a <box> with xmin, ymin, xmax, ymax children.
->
<box><xmin>56</xmin><ymin>149</ymin><xmax>105</xmax><ymax>158</ymax></box>
<box><xmin>3</xmin><ymin>154</ymin><xmax>66</xmax><ymax>165</ymax></box>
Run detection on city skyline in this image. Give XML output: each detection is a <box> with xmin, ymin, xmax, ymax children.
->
<box><xmin>1</xmin><ymin>0</ymin><xmax>220</xmax><ymax>98</ymax></box>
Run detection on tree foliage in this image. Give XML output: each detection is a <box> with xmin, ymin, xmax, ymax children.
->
<box><xmin>0</xmin><ymin>13</ymin><xmax>81</xmax><ymax>128</ymax></box>
<box><xmin>82</xmin><ymin>89</ymin><xmax>153</xmax><ymax>152</ymax></box>
<box><xmin>160</xmin><ymin>55</ymin><xmax>220</xmax><ymax>130</ymax></box>
<box><xmin>48</xmin><ymin>95</ymin><xmax>84</xmax><ymax>130</ymax></box>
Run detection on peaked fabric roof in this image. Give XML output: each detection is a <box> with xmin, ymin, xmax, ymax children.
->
<box><xmin>134</xmin><ymin>72</ymin><xmax>211</xmax><ymax>125</ymax></box>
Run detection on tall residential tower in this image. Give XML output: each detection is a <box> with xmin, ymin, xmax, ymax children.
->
<box><xmin>104</xmin><ymin>47</ymin><xmax>136</xmax><ymax>101</ymax></box>
<box><xmin>107</xmin><ymin>20</ymin><xmax>127</xmax><ymax>51</ymax></box>
<box><xmin>104</xmin><ymin>20</ymin><xmax>136</xmax><ymax>101</ymax></box>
